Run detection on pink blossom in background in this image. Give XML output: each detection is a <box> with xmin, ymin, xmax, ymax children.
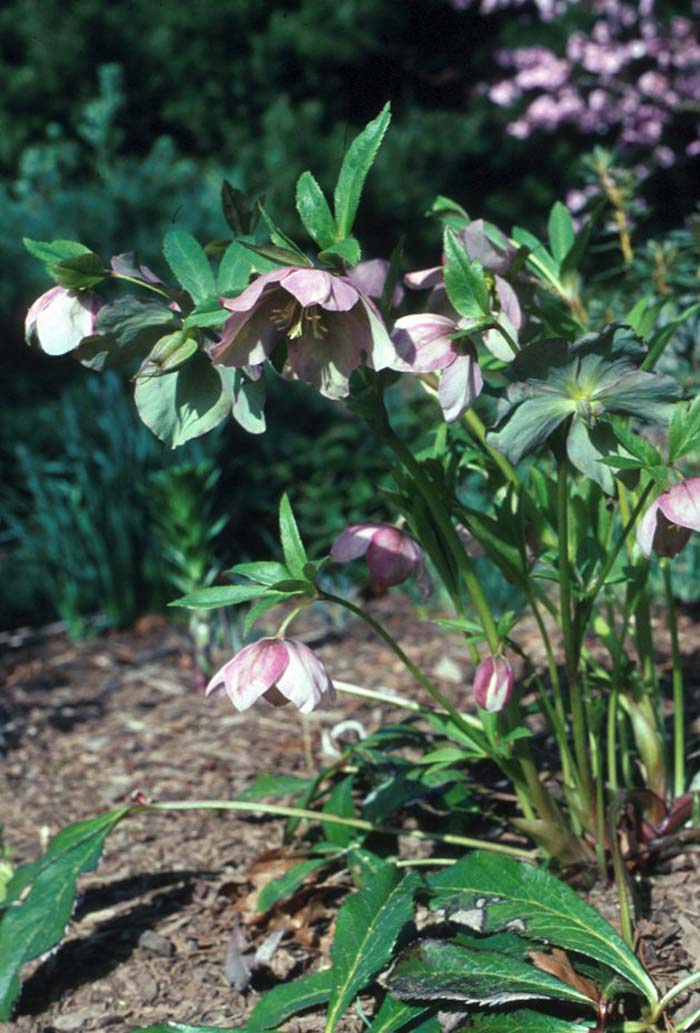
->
<box><xmin>637</xmin><ymin>480</ymin><xmax>700</xmax><ymax>559</ymax></box>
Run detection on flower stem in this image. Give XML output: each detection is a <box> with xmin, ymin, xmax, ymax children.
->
<box><xmin>662</xmin><ymin>558</ymin><xmax>685</xmax><ymax>797</ymax></box>
<box><xmin>144</xmin><ymin>799</ymin><xmax>535</xmax><ymax>859</ymax></box>
<box><xmin>651</xmin><ymin>970</ymin><xmax>700</xmax><ymax>1020</ymax></box>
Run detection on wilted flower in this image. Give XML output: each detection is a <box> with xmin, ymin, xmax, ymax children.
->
<box><xmin>473</xmin><ymin>655</ymin><xmax>514</xmax><ymax>712</ymax></box>
<box><xmin>389</xmin><ymin>314</ymin><xmax>483</xmax><ymax>421</ymax></box>
<box><xmin>210</xmin><ymin>266</ymin><xmax>397</xmax><ymax>400</ymax></box>
<box><xmin>637</xmin><ymin>479</ymin><xmax>700</xmax><ymax>558</ymax></box>
<box><xmin>206</xmin><ymin>637</ymin><xmax>335</xmax><ymax>714</ymax></box>
<box><xmin>331</xmin><ymin>522</ymin><xmax>431</xmax><ymax>594</ymax></box>
<box><xmin>25</xmin><ymin>286</ymin><xmax>101</xmax><ymax>356</ymax></box>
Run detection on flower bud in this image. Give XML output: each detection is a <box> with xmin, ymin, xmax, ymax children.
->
<box><xmin>330</xmin><ymin>522</ymin><xmax>431</xmax><ymax>594</ymax></box>
<box><xmin>473</xmin><ymin>655</ymin><xmax>514</xmax><ymax>712</ymax></box>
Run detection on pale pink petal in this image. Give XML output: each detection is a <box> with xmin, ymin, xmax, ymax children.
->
<box><xmin>659</xmin><ymin>479</ymin><xmax>700</xmax><ymax>533</ymax></box>
<box><xmin>25</xmin><ymin>286</ymin><xmax>64</xmax><ymax>341</ymax></box>
<box><xmin>31</xmin><ymin>289</ymin><xmax>100</xmax><ymax>356</ymax></box>
<box><xmin>326</xmin><ymin>276</ymin><xmax>361</xmax><ymax>312</ymax></box>
<box><xmin>405</xmin><ymin>266</ymin><xmax>443</xmax><ymax>290</ymax></box>
<box><xmin>495</xmin><ymin>276</ymin><xmax>522</xmax><ymax>331</ymax></box>
<box><xmin>275</xmin><ymin>640</ymin><xmax>335</xmax><ymax>713</ymax></box>
<box><xmin>210</xmin><ymin>297</ymin><xmax>280</xmax><ymax>366</ymax></box>
<box><xmin>390</xmin><ymin>314</ymin><xmax>459</xmax><ymax>373</ymax></box>
<box><xmin>461</xmin><ymin>220</ymin><xmax>513</xmax><ymax>274</ymax></box>
<box><xmin>206</xmin><ymin>638</ymin><xmax>289</xmax><ymax>711</ymax></box>
<box><xmin>473</xmin><ymin>656</ymin><xmax>514</xmax><ymax>712</ymax></box>
<box><xmin>438</xmin><ymin>351</ymin><xmax>483</xmax><ymax>422</ymax></box>
<box><xmin>281</xmin><ymin>268</ymin><xmax>334</xmax><ymax>308</ymax></box>
<box><xmin>636</xmin><ymin>499</ymin><xmax>660</xmax><ymax>558</ymax></box>
<box><xmin>286</xmin><ymin>308</ymin><xmax>366</xmax><ymax>398</ymax></box>
<box><xmin>220</xmin><ymin>268</ymin><xmax>289</xmax><ymax>313</ymax></box>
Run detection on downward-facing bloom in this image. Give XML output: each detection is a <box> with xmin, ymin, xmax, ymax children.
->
<box><xmin>25</xmin><ymin>286</ymin><xmax>101</xmax><ymax>356</ymax></box>
<box><xmin>210</xmin><ymin>266</ymin><xmax>397</xmax><ymax>400</ymax></box>
<box><xmin>206</xmin><ymin>637</ymin><xmax>335</xmax><ymax>714</ymax></box>
<box><xmin>473</xmin><ymin>655</ymin><xmax>514</xmax><ymax>712</ymax></box>
<box><xmin>389</xmin><ymin>314</ymin><xmax>483</xmax><ymax>422</ymax></box>
<box><xmin>331</xmin><ymin>522</ymin><xmax>431</xmax><ymax>594</ymax></box>
<box><xmin>637</xmin><ymin>479</ymin><xmax>700</xmax><ymax>558</ymax></box>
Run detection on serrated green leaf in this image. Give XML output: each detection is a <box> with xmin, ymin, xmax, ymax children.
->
<box><xmin>669</xmin><ymin>397</ymin><xmax>700</xmax><ymax>462</ymax></box>
<box><xmin>443</xmin><ymin>230</ymin><xmax>490</xmax><ymax>321</ymax></box>
<box><xmin>334</xmin><ymin>103</ymin><xmax>391</xmax><ymax>239</ymax></box>
<box><xmin>0</xmin><ymin>808</ymin><xmax>130</xmax><ymax>1020</ymax></box>
<box><xmin>134</xmin><ymin>352</ymin><xmax>234</xmax><ymax>447</ymax></box>
<box><xmin>236</xmin><ymin>772</ymin><xmax>315</xmax><ymax>802</ymax></box>
<box><xmin>163</xmin><ymin>230</ymin><xmax>216</xmax><ymax>304</ymax></box>
<box><xmin>279</xmin><ymin>493</ymin><xmax>308</xmax><ymax>576</ymax></box>
<box><xmin>257</xmin><ymin>857</ymin><xmax>328</xmax><ymax>913</ymax></box>
<box><xmin>488</xmin><ymin>395</ymin><xmax>575</xmax><ymax>466</ymax></box>
<box><xmin>247</xmin><ymin>968</ymin><xmax>334</xmax><ymax>1030</ymax></box>
<box><xmin>296</xmin><ymin>171</ymin><xmax>337</xmax><ymax>249</ymax></box>
<box><xmin>512</xmin><ymin>226</ymin><xmax>560</xmax><ymax>285</ymax></box>
<box><xmin>463</xmin><ymin>1010</ymin><xmax>592</xmax><ymax>1032</ymax></box>
<box><xmin>77</xmin><ymin>297</ymin><xmax>181</xmax><ymax>371</ymax></box>
<box><xmin>323</xmin><ymin>776</ymin><xmax>358</xmax><ymax>847</ymax></box>
<box><xmin>318</xmin><ymin>236</ymin><xmax>362</xmax><ymax>267</ymax></box>
<box><xmin>236</xmin><ymin>238</ymin><xmax>305</xmax><ymax>268</ymax></box>
<box><xmin>170</xmin><ymin>583</ymin><xmax>275</xmax><ymax>610</ymax></box>
<box><xmin>51</xmin><ymin>251</ymin><xmax>106</xmax><ymax>289</ymax></box>
<box><xmin>386</xmin><ymin>939</ymin><xmax>593</xmax><ymax>1008</ymax></box>
<box><xmin>364</xmin><ymin>994</ymin><xmax>437</xmax><ymax>1033</ymax></box>
<box><xmin>217</xmin><ymin>240</ymin><xmax>254</xmax><ymax>294</ymax></box>
<box><xmin>426</xmin><ymin>852</ymin><xmax>657</xmax><ymax>1004</ymax></box>
<box><xmin>23</xmin><ymin>237</ymin><xmax>92</xmax><ymax>265</ymax></box>
<box><xmin>547</xmin><ymin>202</ymin><xmax>575</xmax><ymax>268</ymax></box>
<box><xmin>183</xmin><ymin>295</ymin><xmax>229</xmax><ymax>329</ymax></box>
<box><xmin>230</xmin><ymin>561</ymin><xmax>291</xmax><ymax>586</ymax></box>
<box><xmin>221</xmin><ymin>179</ymin><xmax>252</xmax><ymax>236</ymax></box>
<box><xmin>325</xmin><ymin>865</ymin><xmax>419</xmax><ymax>1033</ymax></box>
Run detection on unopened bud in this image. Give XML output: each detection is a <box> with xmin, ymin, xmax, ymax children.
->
<box><xmin>473</xmin><ymin>655</ymin><xmax>514</xmax><ymax>713</ymax></box>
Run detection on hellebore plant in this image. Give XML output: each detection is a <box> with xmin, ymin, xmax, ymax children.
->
<box><xmin>9</xmin><ymin>105</ymin><xmax>700</xmax><ymax>1032</ymax></box>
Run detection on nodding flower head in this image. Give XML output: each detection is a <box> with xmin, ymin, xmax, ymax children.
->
<box><xmin>206</xmin><ymin>637</ymin><xmax>335</xmax><ymax>714</ymax></box>
<box><xmin>637</xmin><ymin>479</ymin><xmax>700</xmax><ymax>559</ymax></box>
<box><xmin>209</xmin><ymin>266</ymin><xmax>397</xmax><ymax>400</ymax></box>
<box><xmin>25</xmin><ymin>286</ymin><xmax>101</xmax><ymax>356</ymax></box>
<box><xmin>473</xmin><ymin>655</ymin><xmax>514</xmax><ymax>712</ymax></box>
<box><xmin>330</xmin><ymin>522</ymin><xmax>431</xmax><ymax>595</ymax></box>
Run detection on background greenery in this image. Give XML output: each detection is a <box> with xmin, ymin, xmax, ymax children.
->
<box><xmin>3</xmin><ymin>0</ymin><xmax>698</xmax><ymax>630</ymax></box>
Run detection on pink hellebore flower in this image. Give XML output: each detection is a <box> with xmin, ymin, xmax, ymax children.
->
<box><xmin>210</xmin><ymin>266</ymin><xmax>397</xmax><ymax>400</ymax></box>
<box><xmin>389</xmin><ymin>314</ymin><xmax>483</xmax><ymax>422</ymax></box>
<box><xmin>25</xmin><ymin>286</ymin><xmax>101</xmax><ymax>356</ymax></box>
<box><xmin>473</xmin><ymin>655</ymin><xmax>514</xmax><ymax>713</ymax></box>
<box><xmin>206</xmin><ymin>637</ymin><xmax>336</xmax><ymax>714</ymax></box>
<box><xmin>331</xmin><ymin>522</ymin><xmax>431</xmax><ymax>594</ymax></box>
<box><xmin>637</xmin><ymin>479</ymin><xmax>700</xmax><ymax>558</ymax></box>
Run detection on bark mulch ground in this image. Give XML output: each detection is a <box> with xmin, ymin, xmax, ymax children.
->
<box><xmin>2</xmin><ymin>596</ymin><xmax>700</xmax><ymax>1032</ymax></box>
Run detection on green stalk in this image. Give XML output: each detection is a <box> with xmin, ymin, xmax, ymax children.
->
<box><xmin>145</xmin><ymin>799</ymin><xmax>535</xmax><ymax>859</ymax></box>
<box><xmin>111</xmin><ymin>271</ymin><xmax>171</xmax><ymax>299</ymax></box>
<box><xmin>662</xmin><ymin>558</ymin><xmax>686</xmax><ymax>797</ymax></box>
<box><xmin>651</xmin><ymin>971</ymin><xmax>700</xmax><ymax>1021</ymax></box>
<box><xmin>557</xmin><ymin>460</ymin><xmax>592</xmax><ymax>797</ymax></box>
<box><xmin>463</xmin><ymin>409</ymin><xmax>519</xmax><ymax>486</ymax></box>
<box><xmin>609</xmin><ymin>798</ymin><xmax>635</xmax><ymax>949</ymax></box>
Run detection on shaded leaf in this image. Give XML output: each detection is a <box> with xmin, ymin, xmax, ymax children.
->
<box><xmin>23</xmin><ymin>237</ymin><xmax>92</xmax><ymax>266</ymax></box>
<box><xmin>547</xmin><ymin>202</ymin><xmax>575</xmax><ymax>268</ymax></box>
<box><xmin>163</xmin><ymin>230</ymin><xmax>216</xmax><ymax>304</ymax></box>
<box><xmin>322</xmin><ymin>776</ymin><xmax>358</xmax><ymax>847</ymax></box>
<box><xmin>171</xmin><ymin>583</ymin><xmax>277</xmax><ymax>610</ymax></box>
<box><xmin>385</xmin><ymin>939</ymin><xmax>593</xmax><ymax>1008</ymax></box>
<box><xmin>296</xmin><ymin>171</ymin><xmax>337</xmax><ymax>249</ymax></box>
<box><xmin>325</xmin><ymin>864</ymin><xmax>419</xmax><ymax>1033</ymax></box>
<box><xmin>443</xmin><ymin>230</ymin><xmax>490</xmax><ymax>321</ymax></box>
<box><xmin>257</xmin><ymin>857</ymin><xmax>328</xmax><ymax>913</ymax></box>
<box><xmin>246</xmin><ymin>968</ymin><xmax>334</xmax><ymax>1030</ymax></box>
<box><xmin>184</xmin><ymin>296</ymin><xmax>229</xmax><ymax>329</ymax></box>
<box><xmin>236</xmin><ymin>772</ymin><xmax>315</xmax><ymax>802</ymax></box>
<box><xmin>318</xmin><ymin>237</ymin><xmax>362</xmax><ymax>267</ymax></box>
<box><xmin>426</xmin><ymin>852</ymin><xmax>656</xmax><ymax>1004</ymax></box>
<box><xmin>51</xmin><ymin>251</ymin><xmax>106</xmax><ymax>289</ymax></box>
<box><xmin>0</xmin><ymin>808</ymin><xmax>130</xmax><ymax>1020</ymax></box>
<box><xmin>134</xmin><ymin>352</ymin><xmax>234</xmax><ymax>447</ymax></box>
<box><xmin>461</xmin><ymin>1011</ymin><xmax>592</xmax><ymax>1032</ymax></box>
<box><xmin>365</xmin><ymin>994</ymin><xmax>438</xmax><ymax>1033</ymax></box>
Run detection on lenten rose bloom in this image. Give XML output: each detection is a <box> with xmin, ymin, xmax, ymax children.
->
<box><xmin>389</xmin><ymin>314</ymin><xmax>483</xmax><ymax>422</ymax></box>
<box><xmin>209</xmin><ymin>266</ymin><xmax>397</xmax><ymax>400</ymax></box>
<box><xmin>331</xmin><ymin>522</ymin><xmax>431</xmax><ymax>594</ymax></box>
<box><xmin>25</xmin><ymin>286</ymin><xmax>101</xmax><ymax>356</ymax></box>
<box><xmin>637</xmin><ymin>479</ymin><xmax>700</xmax><ymax>559</ymax></box>
<box><xmin>473</xmin><ymin>655</ymin><xmax>514</xmax><ymax>712</ymax></box>
<box><xmin>206</xmin><ymin>637</ymin><xmax>335</xmax><ymax>714</ymax></box>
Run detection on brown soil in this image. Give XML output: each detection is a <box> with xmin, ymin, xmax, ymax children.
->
<box><xmin>2</xmin><ymin>597</ymin><xmax>700</xmax><ymax>1033</ymax></box>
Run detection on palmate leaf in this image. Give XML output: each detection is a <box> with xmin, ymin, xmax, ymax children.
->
<box><xmin>426</xmin><ymin>853</ymin><xmax>657</xmax><ymax>1005</ymax></box>
<box><xmin>324</xmin><ymin>863</ymin><xmax>420</xmax><ymax>1033</ymax></box>
<box><xmin>385</xmin><ymin>939</ymin><xmax>593</xmax><ymax>1009</ymax></box>
<box><xmin>0</xmin><ymin>808</ymin><xmax>130</xmax><ymax>1021</ymax></box>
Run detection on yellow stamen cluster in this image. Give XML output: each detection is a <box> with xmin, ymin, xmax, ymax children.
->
<box><xmin>271</xmin><ymin>298</ymin><xmax>327</xmax><ymax>340</ymax></box>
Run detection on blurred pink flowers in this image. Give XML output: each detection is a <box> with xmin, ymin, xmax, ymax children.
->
<box><xmin>206</xmin><ymin>637</ymin><xmax>335</xmax><ymax>714</ymax></box>
<box><xmin>390</xmin><ymin>314</ymin><xmax>483</xmax><ymax>422</ymax></box>
<box><xmin>25</xmin><ymin>286</ymin><xmax>101</xmax><ymax>356</ymax></box>
<box><xmin>637</xmin><ymin>479</ymin><xmax>700</xmax><ymax>558</ymax></box>
<box><xmin>210</xmin><ymin>266</ymin><xmax>397</xmax><ymax>400</ymax></box>
<box><xmin>331</xmin><ymin>522</ymin><xmax>431</xmax><ymax>594</ymax></box>
<box><xmin>473</xmin><ymin>655</ymin><xmax>515</xmax><ymax>712</ymax></box>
